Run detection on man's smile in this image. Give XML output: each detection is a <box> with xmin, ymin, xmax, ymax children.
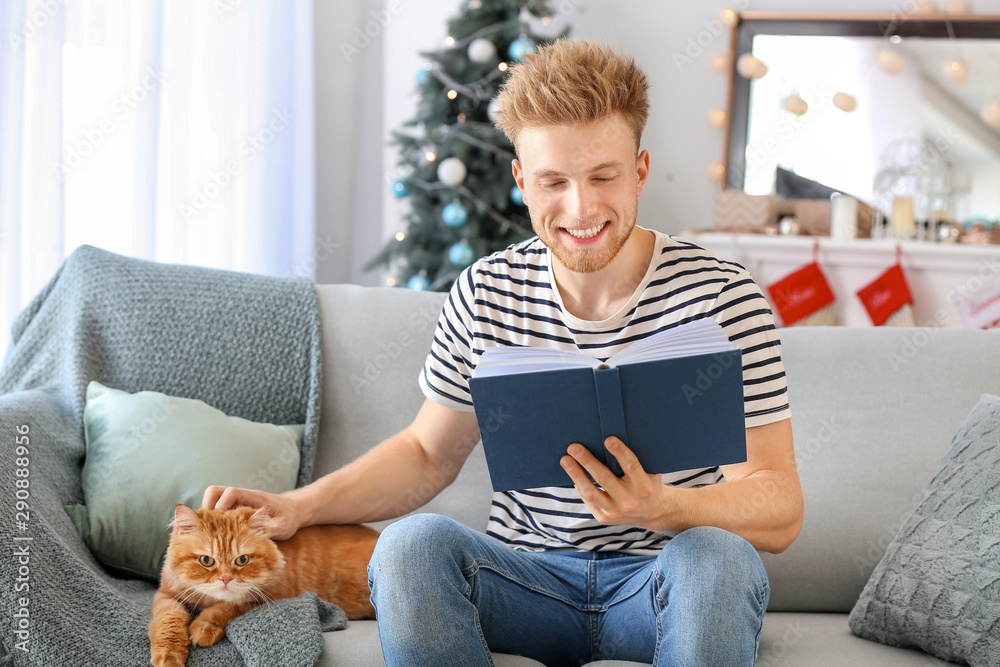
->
<box><xmin>562</xmin><ymin>221</ymin><xmax>609</xmax><ymax>240</ymax></box>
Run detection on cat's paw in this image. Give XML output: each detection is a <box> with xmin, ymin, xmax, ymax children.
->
<box><xmin>188</xmin><ymin>618</ymin><xmax>226</xmax><ymax>647</ymax></box>
<box><xmin>150</xmin><ymin>644</ymin><xmax>188</xmax><ymax>667</ymax></box>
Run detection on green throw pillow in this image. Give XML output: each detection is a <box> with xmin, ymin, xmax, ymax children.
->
<box><xmin>848</xmin><ymin>393</ymin><xmax>1000</xmax><ymax>665</ymax></box>
<box><xmin>66</xmin><ymin>381</ymin><xmax>302</xmax><ymax>581</ymax></box>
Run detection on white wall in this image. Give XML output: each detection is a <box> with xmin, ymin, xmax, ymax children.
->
<box><xmin>315</xmin><ymin>0</ymin><xmax>1000</xmax><ymax>286</ymax></box>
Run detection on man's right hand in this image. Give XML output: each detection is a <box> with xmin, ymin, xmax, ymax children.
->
<box><xmin>201</xmin><ymin>486</ymin><xmax>302</xmax><ymax>541</ymax></box>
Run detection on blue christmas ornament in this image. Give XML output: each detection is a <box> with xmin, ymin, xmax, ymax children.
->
<box><xmin>407</xmin><ymin>273</ymin><xmax>432</xmax><ymax>291</ymax></box>
<box><xmin>508</xmin><ymin>37</ymin><xmax>536</xmax><ymax>61</ymax></box>
<box><xmin>442</xmin><ymin>201</ymin><xmax>469</xmax><ymax>227</ymax></box>
<box><xmin>510</xmin><ymin>185</ymin><xmax>524</xmax><ymax>206</ymax></box>
<box><xmin>391</xmin><ymin>178</ymin><xmax>410</xmax><ymax>198</ymax></box>
<box><xmin>448</xmin><ymin>240</ymin><xmax>476</xmax><ymax>268</ymax></box>
<box><xmin>415</xmin><ymin>67</ymin><xmax>430</xmax><ymax>86</ymax></box>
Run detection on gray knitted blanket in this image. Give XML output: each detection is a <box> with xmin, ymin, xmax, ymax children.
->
<box><xmin>0</xmin><ymin>246</ymin><xmax>337</xmax><ymax>667</ymax></box>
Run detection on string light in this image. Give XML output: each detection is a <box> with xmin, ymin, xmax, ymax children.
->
<box><xmin>457</xmin><ymin>113</ymin><xmax>467</xmax><ymax>122</ymax></box>
<box><xmin>736</xmin><ymin>53</ymin><xmax>768</xmax><ymax>79</ymax></box>
<box><xmin>386</xmin><ymin>278</ymin><xmax>397</xmax><ymax>287</ymax></box>
<box><xmin>981</xmin><ymin>101</ymin><xmax>1000</xmax><ymax>128</ymax></box>
<box><xmin>784</xmin><ymin>94</ymin><xmax>809</xmax><ymax>116</ymax></box>
<box><xmin>444</xmin><ymin>36</ymin><xmax>455</xmax><ymax>46</ymax></box>
<box><xmin>717</xmin><ymin>7</ymin><xmax>738</xmax><ymax>27</ymax></box>
<box><xmin>706</xmin><ymin>108</ymin><xmax>727</xmax><ymax>130</ymax></box>
<box><xmin>942</xmin><ymin>59</ymin><xmax>969</xmax><ymax>84</ymax></box>
<box><xmin>879</xmin><ymin>49</ymin><xmax>905</xmax><ymax>75</ymax></box>
<box><xmin>710</xmin><ymin>52</ymin><xmax>730</xmax><ymax>73</ymax></box>
<box><xmin>498</xmin><ymin>62</ymin><xmax>508</xmax><ymax>72</ymax></box>
<box><xmin>707</xmin><ymin>164</ymin><xmax>725</xmax><ymax>184</ymax></box>
<box><xmin>424</xmin><ymin>150</ymin><xmax>437</xmax><ymax>162</ymax></box>
<box><xmin>833</xmin><ymin>92</ymin><xmax>857</xmax><ymax>112</ymax></box>
<box><xmin>395</xmin><ymin>232</ymin><xmax>406</xmax><ymax>242</ymax></box>
<box><xmin>447</xmin><ymin>89</ymin><xmax>458</xmax><ymax>100</ymax></box>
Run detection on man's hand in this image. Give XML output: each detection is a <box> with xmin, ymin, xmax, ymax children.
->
<box><xmin>201</xmin><ymin>486</ymin><xmax>301</xmax><ymax>541</ymax></box>
<box><xmin>560</xmin><ymin>436</ymin><xmax>665</xmax><ymax>529</ymax></box>
<box><xmin>562</xmin><ymin>420</ymin><xmax>803</xmax><ymax>553</ymax></box>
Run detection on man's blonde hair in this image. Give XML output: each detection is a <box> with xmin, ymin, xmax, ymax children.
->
<box><xmin>492</xmin><ymin>40</ymin><xmax>650</xmax><ymax>152</ymax></box>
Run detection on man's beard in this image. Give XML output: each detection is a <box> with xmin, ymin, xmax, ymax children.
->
<box><xmin>532</xmin><ymin>201</ymin><xmax>638</xmax><ymax>274</ymax></box>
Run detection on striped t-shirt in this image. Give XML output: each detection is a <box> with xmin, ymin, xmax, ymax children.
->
<box><xmin>419</xmin><ymin>229</ymin><xmax>791</xmax><ymax>554</ymax></box>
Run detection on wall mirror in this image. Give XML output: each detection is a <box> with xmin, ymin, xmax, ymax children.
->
<box><xmin>724</xmin><ymin>12</ymin><xmax>1000</xmax><ymax>223</ymax></box>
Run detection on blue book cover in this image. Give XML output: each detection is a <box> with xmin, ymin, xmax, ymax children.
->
<box><xmin>468</xmin><ymin>319</ymin><xmax>747</xmax><ymax>492</ymax></box>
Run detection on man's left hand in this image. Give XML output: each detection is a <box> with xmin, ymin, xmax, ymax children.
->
<box><xmin>561</xmin><ymin>436</ymin><xmax>664</xmax><ymax>529</ymax></box>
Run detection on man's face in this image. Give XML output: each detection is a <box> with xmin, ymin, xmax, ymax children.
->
<box><xmin>512</xmin><ymin>114</ymin><xmax>649</xmax><ymax>274</ymax></box>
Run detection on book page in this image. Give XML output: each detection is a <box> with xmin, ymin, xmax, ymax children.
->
<box><xmin>609</xmin><ymin>319</ymin><xmax>734</xmax><ymax>367</ymax></box>
<box><xmin>474</xmin><ymin>347</ymin><xmax>597</xmax><ymax>378</ymax></box>
<box><xmin>473</xmin><ymin>318</ymin><xmax>734</xmax><ymax>378</ymax></box>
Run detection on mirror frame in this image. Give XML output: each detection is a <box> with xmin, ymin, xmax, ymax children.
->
<box><xmin>723</xmin><ymin>11</ymin><xmax>1000</xmax><ymax>190</ymax></box>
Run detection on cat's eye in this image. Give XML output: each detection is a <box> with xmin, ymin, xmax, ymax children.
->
<box><xmin>235</xmin><ymin>554</ymin><xmax>250</xmax><ymax>566</ymax></box>
<box><xmin>197</xmin><ymin>555</ymin><xmax>215</xmax><ymax>567</ymax></box>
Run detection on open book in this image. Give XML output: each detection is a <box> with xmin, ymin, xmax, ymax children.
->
<box><xmin>468</xmin><ymin>318</ymin><xmax>747</xmax><ymax>492</ymax></box>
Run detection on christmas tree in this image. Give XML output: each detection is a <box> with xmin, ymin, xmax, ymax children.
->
<box><xmin>367</xmin><ymin>0</ymin><xmax>569</xmax><ymax>291</ymax></box>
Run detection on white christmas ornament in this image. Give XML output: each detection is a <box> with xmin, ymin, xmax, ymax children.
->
<box><xmin>736</xmin><ymin>53</ymin><xmax>768</xmax><ymax>79</ymax></box>
<box><xmin>437</xmin><ymin>157</ymin><xmax>467</xmax><ymax>186</ymax></box>
<box><xmin>487</xmin><ymin>99</ymin><xmax>501</xmax><ymax>122</ymax></box>
<box><xmin>879</xmin><ymin>50</ymin><xmax>905</xmax><ymax>75</ymax></box>
<box><xmin>833</xmin><ymin>92</ymin><xmax>857</xmax><ymax>112</ymax></box>
<box><xmin>468</xmin><ymin>38</ymin><xmax>497</xmax><ymax>64</ymax></box>
<box><xmin>981</xmin><ymin>101</ymin><xmax>1000</xmax><ymax>129</ymax></box>
<box><xmin>942</xmin><ymin>59</ymin><xmax>970</xmax><ymax>84</ymax></box>
<box><xmin>784</xmin><ymin>94</ymin><xmax>808</xmax><ymax>116</ymax></box>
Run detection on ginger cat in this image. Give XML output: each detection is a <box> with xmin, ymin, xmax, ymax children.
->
<box><xmin>148</xmin><ymin>504</ymin><xmax>378</xmax><ymax>667</ymax></box>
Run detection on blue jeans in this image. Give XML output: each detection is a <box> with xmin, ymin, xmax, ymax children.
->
<box><xmin>368</xmin><ymin>514</ymin><xmax>769</xmax><ymax>666</ymax></box>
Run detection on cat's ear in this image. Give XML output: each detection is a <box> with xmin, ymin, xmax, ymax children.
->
<box><xmin>248</xmin><ymin>506</ymin><xmax>277</xmax><ymax>537</ymax></box>
<box><xmin>171</xmin><ymin>504</ymin><xmax>200</xmax><ymax>534</ymax></box>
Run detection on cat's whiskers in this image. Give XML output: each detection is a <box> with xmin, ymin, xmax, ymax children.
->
<box><xmin>178</xmin><ymin>585</ymin><xmax>212</xmax><ymax>611</ymax></box>
<box><xmin>243</xmin><ymin>582</ymin><xmax>277</xmax><ymax>608</ymax></box>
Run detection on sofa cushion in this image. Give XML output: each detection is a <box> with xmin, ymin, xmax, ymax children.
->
<box><xmin>848</xmin><ymin>393</ymin><xmax>1000</xmax><ymax>665</ymax></box>
<box><xmin>65</xmin><ymin>381</ymin><xmax>302</xmax><ymax>580</ymax></box>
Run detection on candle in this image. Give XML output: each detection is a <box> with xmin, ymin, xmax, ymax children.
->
<box><xmin>891</xmin><ymin>196</ymin><xmax>915</xmax><ymax>238</ymax></box>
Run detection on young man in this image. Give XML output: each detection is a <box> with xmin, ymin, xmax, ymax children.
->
<box><xmin>205</xmin><ymin>40</ymin><xmax>803</xmax><ymax>666</ymax></box>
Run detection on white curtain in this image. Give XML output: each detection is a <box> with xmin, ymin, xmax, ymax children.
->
<box><xmin>0</xmin><ymin>0</ymin><xmax>315</xmax><ymax>361</ymax></box>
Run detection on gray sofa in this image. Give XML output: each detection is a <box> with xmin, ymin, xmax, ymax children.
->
<box><xmin>313</xmin><ymin>284</ymin><xmax>1000</xmax><ymax>666</ymax></box>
